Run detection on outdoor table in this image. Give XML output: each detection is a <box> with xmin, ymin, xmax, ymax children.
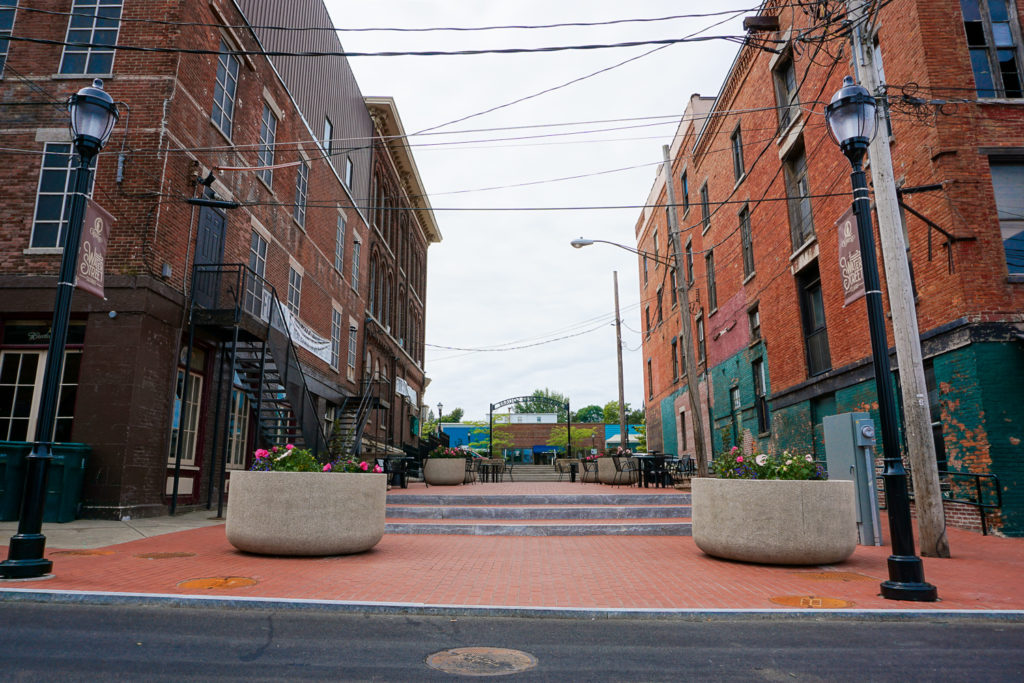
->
<box><xmin>633</xmin><ymin>454</ymin><xmax>674</xmax><ymax>488</ymax></box>
<box><xmin>385</xmin><ymin>456</ymin><xmax>415</xmax><ymax>488</ymax></box>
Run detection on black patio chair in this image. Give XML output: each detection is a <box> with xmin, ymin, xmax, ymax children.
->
<box><xmin>611</xmin><ymin>455</ymin><xmax>639</xmax><ymax>486</ymax></box>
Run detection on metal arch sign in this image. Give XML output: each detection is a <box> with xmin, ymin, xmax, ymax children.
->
<box><xmin>491</xmin><ymin>396</ymin><xmax>567</xmax><ymax>411</ymax></box>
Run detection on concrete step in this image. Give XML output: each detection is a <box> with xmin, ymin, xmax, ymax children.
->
<box><xmin>386</xmin><ymin>504</ymin><xmax>691</xmax><ymax>520</ymax></box>
<box><xmin>390</xmin><ymin>493</ymin><xmax>689</xmax><ymax>505</ymax></box>
<box><xmin>385</xmin><ymin>521</ymin><xmax>692</xmax><ymax>536</ymax></box>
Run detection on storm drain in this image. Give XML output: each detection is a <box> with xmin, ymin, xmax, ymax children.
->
<box><xmin>790</xmin><ymin>571</ymin><xmax>876</xmax><ymax>582</ymax></box>
<box><xmin>770</xmin><ymin>595</ymin><xmax>855</xmax><ymax>609</ymax></box>
<box><xmin>135</xmin><ymin>552</ymin><xmax>196</xmax><ymax>560</ymax></box>
<box><xmin>426</xmin><ymin>647</ymin><xmax>538</xmax><ymax>676</ymax></box>
<box><xmin>51</xmin><ymin>550</ymin><xmax>114</xmax><ymax>556</ymax></box>
<box><xmin>176</xmin><ymin>576</ymin><xmax>257</xmax><ymax>590</ymax></box>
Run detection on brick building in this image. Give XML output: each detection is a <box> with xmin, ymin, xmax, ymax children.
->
<box><xmin>636</xmin><ymin>1</ymin><xmax>1023</xmax><ymax>534</ymax></box>
<box><xmin>0</xmin><ymin>0</ymin><xmax>439</xmax><ymax>519</ymax></box>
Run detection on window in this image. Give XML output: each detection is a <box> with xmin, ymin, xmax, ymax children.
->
<box><xmin>323</xmin><ymin>117</ymin><xmax>334</xmax><ymax>156</ymax></box>
<box><xmin>699</xmin><ymin>182</ymin><xmax>711</xmax><ymax>232</ymax></box>
<box><xmin>31</xmin><ymin>143</ymin><xmax>94</xmax><ymax>249</ymax></box>
<box><xmin>59</xmin><ymin>0</ymin><xmax>122</xmax><ymax>75</ymax></box>
<box><xmin>0</xmin><ymin>350</ymin><xmax>81</xmax><ymax>442</ymax></box>
<box><xmin>168</xmin><ymin>368</ymin><xmax>202</xmax><ymax>465</ymax></box>
<box><xmin>679</xmin><ymin>409</ymin><xmax>688</xmax><ymax>450</ymax></box>
<box><xmin>226</xmin><ymin>385</ymin><xmax>249</xmax><ymax>470</ymax></box>
<box><xmin>740</xmin><ymin>205</ymin><xmax>754</xmax><ymax>278</ymax></box>
<box><xmin>753</xmin><ymin>358</ymin><xmax>770</xmax><ymax>434</ymax></box>
<box><xmin>345</xmin><ymin>156</ymin><xmax>354</xmax><ymax>188</ymax></box>
<box><xmin>347</xmin><ymin>324</ymin><xmax>358</xmax><ymax>374</ymax></box>
<box><xmin>335</xmin><ymin>214</ymin><xmax>346</xmax><ymax>273</ymax></box>
<box><xmin>352</xmin><ymin>240</ymin><xmax>361</xmax><ymax>291</ymax></box>
<box><xmin>797</xmin><ymin>263</ymin><xmax>831</xmax><ymax>376</ymax></box>
<box><xmin>294</xmin><ymin>160</ymin><xmax>308</xmax><ymax>227</ymax></box>
<box><xmin>706</xmin><ymin>250</ymin><xmax>717</xmax><ymax>312</ymax></box>
<box><xmin>671</xmin><ymin>338</ymin><xmax>679</xmax><ymax>380</ymax></box>
<box><xmin>748</xmin><ymin>304</ymin><xmax>761</xmax><ymax>341</ymax></box>
<box><xmin>258</xmin><ymin>104</ymin><xmax>277</xmax><ymax>187</ymax></box>
<box><xmin>245</xmin><ymin>231</ymin><xmax>268</xmax><ymax>317</ymax></box>
<box><xmin>670</xmin><ymin>269</ymin><xmax>678</xmax><ymax>307</ymax></box>
<box><xmin>685</xmin><ymin>238</ymin><xmax>694</xmax><ymax>284</ymax></box>
<box><xmin>962</xmin><ymin>0</ymin><xmax>1023</xmax><ymax>98</ymax></box>
<box><xmin>773</xmin><ymin>52</ymin><xmax>800</xmax><ymax>130</ymax></box>
<box><xmin>646</xmin><ymin>359</ymin><xmax>654</xmax><ymax>399</ymax></box>
<box><xmin>731</xmin><ymin>124</ymin><xmax>744</xmax><ymax>180</ymax></box>
<box><xmin>696</xmin><ymin>312</ymin><xmax>706</xmax><ymax>365</ymax></box>
<box><xmin>656</xmin><ymin>287</ymin><xmax>663</xmax><ymax>323</ymax></box>
<box><xmin>730</xmin><ymin>386</ymin><xmax>743</xmax><ymax>447</ymax></box>
<box><xmin>0</xmin><ymin>0</ymin><xmax>17</xmax><ymax>76</ymax></box>
<box><xmin>680</xmin><ymin>171</ymin><xmax>690</xmax><ymax>213</ymax></box>
<box><xmin>211</xmin><ymin>40</ymin><xmax>239</xmax><ymax>138</ymax></box>
<box><xmin>989</xmin><ymin>160</ymin><xmax>1024</xmax><ymax>274</ymax></box>
<box><xmin>644</xmin><ymin>306</ymin><xmax>651</xmax><ymax>336</ymax></box>
<box><xmin>287</xmin><ymin>266</ymin><xmax>302</xmax><ymax>316</ymax></box>
<box><xmin>653</xmin><ymin>231</ymin><xmax>660</xmax><ymax>264</ymax></box>
<box><xmin>783</xmin><ymin>143</ymin><xmax>815</xmax><ymax>249</ymax></box>
<box><xmin>679</xmin><ymin>334</ymin><xmax>687</xmax><ymax>377</ymax></box>
<box><xmin>643</xmin><ymin>255</ymin><xmax>649</xmax><ymax>284</ymax></box>
<box><xmin>330</xmin><ymin>308</ymin><xmax>342</xmax><ymax>370</ymax></box>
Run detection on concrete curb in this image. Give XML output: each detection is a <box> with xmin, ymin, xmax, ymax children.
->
<box><xmin>3</xmin><ymin>588</ymin><xmax>1023</xmax><ymax>622</ymax></box>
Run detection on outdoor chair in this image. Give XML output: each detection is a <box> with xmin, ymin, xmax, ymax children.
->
<box><xmin>643</xmin><ymin>454</ymin><xmax>670</xmax><ymax>488</ymax></box>
<box><xmin>555</xmin><ymin>458</ymin><xmax>573</xmax><ymax>482</ymax></box>
<box><xmin>464</xmin><ymin>457</ymin><xmax>478</xmax><ymax>484</ymax></box>
<box><xmin>504</xmin><ymin>459</ymin><xmax>514</xmax><ymax>481</ymax></box>
<box><xmin>611</xmin><ymin>455</ymin><xmax>639</xmax><ymax>486</ymax></box>
<box><xmin>580</xmin><ymin>458</ymin><xmax>599</xmax><ymax>483</ymax></box>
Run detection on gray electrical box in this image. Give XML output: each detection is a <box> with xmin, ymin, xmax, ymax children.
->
<box><xmin>823</xmin><ymin>412</ymin><xmax>882</xmax><ymax>546</ymax></box>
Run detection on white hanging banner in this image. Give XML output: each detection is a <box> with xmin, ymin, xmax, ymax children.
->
<box><xmin>279</xmin><ymin>304</ymin><xmax>332</xmax><ymax>364</ymax></box>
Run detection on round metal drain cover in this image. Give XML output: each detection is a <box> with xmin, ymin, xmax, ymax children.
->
<box><xmin>426</xmin><ymin>647</ymin><xmax>538</xmax><ymax>676</ymax></box>
<box><xmin>52</xmin><ymin>549</ymin><xmax>114</xmax><ymax>556</ymax></box>
<box><xmin>135</xmin><ymin>552</ymin><xmax>196</xmax><ymax>560</ymax></box>
<box><xmin>177</xmin><ymin>576</ymin><xmax>257</xmax><ymax>590</ymax></box>
<box><xmin>770</xmin><ymin>595</ymin><xmax>854</xmax><ymax>609</ymax></box>
<box><xmin>790</xmin><ymin>571</ymin><xmax>875</xmax><ymax>582</ymax></box>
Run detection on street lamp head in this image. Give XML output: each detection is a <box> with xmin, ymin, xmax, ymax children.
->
<box><xmin>570</xmin><ymin>238</ymin><xmax>594</xmax><ymax>249</ymax></box>
<box><xmin>68</xmin><ymin>79</ymin><xmax>119</xmax><ymax>158</ymax></box>
<box><xmin>825</xmin><ymin>76</ymin><xmax>876</xmax><ymax>164</ymax></box>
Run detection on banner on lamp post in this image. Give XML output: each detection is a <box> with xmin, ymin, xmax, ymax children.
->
<box><xmin>836</xmin><ymin>207</ymin><xmax>865</xmax><ymax>306</ymax></box>
<box><xmin>76</xmin><ymin>198</ymin><xmax>114</xmax><ymax>299</ymax></box>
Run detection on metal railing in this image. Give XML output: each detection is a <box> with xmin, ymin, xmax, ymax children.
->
<box><xmin>889</xmin><ymin>468</ymin><xmax>1003</xmax><ymax>535</ymax></box>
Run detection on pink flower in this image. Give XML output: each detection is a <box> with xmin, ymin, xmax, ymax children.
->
<box><xmin>322</xmin><ymin>463</ymin><xmax>332</xmax><ymax>472</ymax></box>
<box><xmin>272</xmin><ymin>446</ymin><xmax>279</xmax><ymax>453</ymax></box>
<box><xmin>736</xmin><ymin>455</ymin><xmax>744</xmax><ymax>463</ymax></box>
<box><xmin>285</xmin><ymin>444</ymin><xmax>295</xmax><ymax>451</ymax></box>
<box><xmin>373</xmin><ymin>464</ymin><xmax>383</xmax><ymax>473</ymax></box>
<box><xmin>731</xmin><ymin>446</ymin><xmax>738</xmax><ymax>452</ymax></box>
<box><xmin>359</xmin><ymin>461</ymin><xmax>369</xmax><ymax>471</ymax></box>
<box><xmin>254</xmin><ymin>449</ymin><xmax>269</xmax><ymax>458</ymax></box>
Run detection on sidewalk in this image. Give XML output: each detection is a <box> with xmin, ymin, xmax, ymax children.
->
<box><xmin>2</xmin><ymin>482</ymin><xmax>1022</xmax><ymax>619</ymax></box>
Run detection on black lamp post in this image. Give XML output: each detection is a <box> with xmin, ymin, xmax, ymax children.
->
<box><xmin>437</xmin><ymin>402</ymin><xmax>443</xmax><ymax>438</ymax></box>
<box><xmin>1</xmin><ymin>80</ymin><xmax>118</xmax><ymax>580</ymax></box>
<box><xmin>825</xmin><ymin>76</ymin><xmax>937</xmax><ymax>602</ymax></box>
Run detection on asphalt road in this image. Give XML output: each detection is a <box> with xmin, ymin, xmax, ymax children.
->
<box><xmin>1</xmin><ymin>603</ymin><xmax>1022</xmax><ymax>681</ymax></box>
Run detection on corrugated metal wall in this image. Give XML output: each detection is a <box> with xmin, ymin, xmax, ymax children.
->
<box><xmin>235</xmin><ymin>0</ymin><xmax>374</xmax><ymax>214</ymax></box>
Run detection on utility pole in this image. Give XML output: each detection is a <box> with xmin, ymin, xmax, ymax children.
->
<box><xmin>663</xmin><ymin>145</ymin><xmax>709</xmax><ymax>477</ymax></box>
<box><xmin>613</xmin><ymin>271</ymin><xmax>629</xmax><ymax>452</ymax></box>
<box><xmin>849</xmin><ymin>1</ymin><xmax>949</xmax><ymax>557</ymax></box>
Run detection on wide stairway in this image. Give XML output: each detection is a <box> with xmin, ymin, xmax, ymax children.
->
<box><xmin>385</xmin><ymin>491</ymin><xmax>691</xmax><ymax>536</ymax></box>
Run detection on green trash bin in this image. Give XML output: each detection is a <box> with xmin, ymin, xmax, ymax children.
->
<box><xmin>0</xmin><ymin>441</ymin><xmax>33</xmax><ymax>522</ymax></box>
<box><xmin>44</xmin><ymin>443</ymin><xmax>90</xmax><ymax>523</ymax></box>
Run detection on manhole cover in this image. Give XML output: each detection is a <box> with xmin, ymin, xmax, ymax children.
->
<box><xmin>51</xmin><ymin>549</ymin><xmax>115</xmax><ymax>556</ymax></box>
<box><xmin>135</xmin><ymin>552</ymin><xmax>196</xmax><ymax>559</ymax></box>
<box><xmin>177</xmin><ymin>576</ymin><xmax>257</xmax><ymax>590</ymax></box>
<box><xmin>426</xmin><ymin>647</ymin><xmax>538</xmax><ymax>676</ymax></box>
<box><xmin>790</xmin><ymin>571</ymin><xmax>876</xmax><ymax>582</ymax></box>
<box><xmin>770</xmin><ymin>595</ymin><xmax>855</xmax><ymax>609</ymax></box>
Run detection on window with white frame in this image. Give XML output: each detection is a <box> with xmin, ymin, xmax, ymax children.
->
<box><xmin>345</xmin><ymin>156</ymin><xmax>354</xmax><ymax>188</ymax></box>
<box><xmin>245</xmin><ymin>230</ymin><xmax>268</xmax><ymax>317</ymax></box>
<box><xmin>989</xmin><ymin>160</ymin><xmax>1024</xmax><ymax>274</ymax></box>
<box><xmin>211</xmin><ymin>40</ymin><xmax>239</xmax><ymax>138</ymax></box>
<box><xmin>323</xmin><ymin>116</ymin><xmax>334</xmax><ymax>156</ymax></box>
<box><xmin>773</xmin><ymin>51</ymin><xmax>800</xmax><ymax>130</ymax></box>
<box><xmin>347</xmin><ymin>323</ymin><xmax>358</xmax><ymax>375</ymax></box>
<box><xmin>335</xmin><ymin>214</ymin><xmax>346</xmax><ymax>273</ymax></box>
<box><xmin>352</xmin><ymin>239</ymin><xmax>361</xmax><ymax>291</ymax></box>
<box><xmin>0</xmin><ymin>349</ymin><xmax>81</xmax><ymax>442</ymax></box>
<box><xmin>696</xmin><ymin>312</ymin><xmax>706</xmax><ymax>365</ymax></box>
<box><xmin>330</xmin><ymin>308</ymin><xmax>342</xmax><ymax>370</ymax></box>
<box><xmin>731</xmin><ymin>124</ymin><xmax>744</xmax><ymax>180</ymax></box>
<box><xmin>258</xmin><ymin>104</ymin><xmax>277</xmax><ymax>187</ymax></box>
<box><xmin>287</xmin><ymin>266</ymin><xmax>302</xmax><ymax>316</ymax></box>
<box><xmin>294</xmin><ymin>160</ymin><xmax>308</xmax><ymax>227</ymax></box>
<box><xmin>0</xmin><ymin>0</ymin><xmax>17</xmax><ymax>77</ymax></box>
<box><xmin>226</xmin><ymin>384</ymin><xmax>249</xmax><ymax>469</ymax></box>
<box><xmin>31</xmin><ymin>143</ymin><xmax>94</xmax><ymax>249</ymax></box>
<box><xmin>59</xmin><ymin>0</ymin><xmax>122</xmax><ymax>75</ymax></box>
<box><xmin>962</xmin><ymin>0</ymin><xmax>1024</xmax><ymax>99</ymax></box>
<box><xmin>783</xmin><ymin>142</ymin><xmax>815</xmax><ymax>249</ymax></box>
<box><xmin>167</xmin><ymin>368</ymin><xmax>202</xmax><ymax>466</ymax></box>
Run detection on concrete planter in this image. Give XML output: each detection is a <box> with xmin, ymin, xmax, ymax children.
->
<box><xmin>597</xmin><ymin>457</ymin><xmax>637</xmax><ymax>485</ymax></box>
<box><xmin>424</xmin><ymin>458</ymin><xmax>465</xmax><ymax>486</ymax></box>
<box><xmin>692</xmin><ymin>478</ymin><xmax>857</xmax><ymax>565</ymax></box>
<box><xmin>226</xmin><ymin>471</ymin><xmax>386</xmax><ymax>556</ymax></box>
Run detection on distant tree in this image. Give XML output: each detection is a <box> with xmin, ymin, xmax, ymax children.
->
<box><xmin>602</xmin><ymin>400</ymin><xmax>621</xmax><ymax>424</ymax></box>
<box><xmin>442</xmin><ymin>407</ymin><xmax>464</xmax><ymax>423</ymax></box>
<box><xmin>547</xmin><ymin>425</ymin><xmax>595</xmax><ymax>457</ymax></box>
<box><xmin>573</xmin><ymin>404</ymin><xmax>603</xmax><ymax>423</ymax></box>
<box><xmin>627</xmin><ymin>405</ymin><xmax>645</xmax><ymax>424</ymax></box>
<box><xmin>468</xmin><ymin>421</ymin><xmax>514</xmax><ymax>456</ymax></box>
<box><xmin>513</xmin><ymin>388</ymin><xmax>570</xmax><ymax>422</ymax></box>
<box><xmin>635</xmin><ymin>424</ymin><xmax>647</xmax><ymax>451</ymax></box>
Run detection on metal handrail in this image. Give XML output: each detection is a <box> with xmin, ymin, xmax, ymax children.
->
<box><xmin>891</xmin><ymin>468</ymin><xmax>1003</xmax><ymax>535</ymax></box>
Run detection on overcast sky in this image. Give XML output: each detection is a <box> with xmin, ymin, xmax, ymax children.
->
<box><xmin>324</xmin><ymin>1</ymin><xmax>753</xmax><ymax>421</ymax></box>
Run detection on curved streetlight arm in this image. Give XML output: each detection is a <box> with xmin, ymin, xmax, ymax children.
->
<box><xmin>571</xmin><ymin>237</ymin><xmax>675</xmax><ymax>268</ymax></box>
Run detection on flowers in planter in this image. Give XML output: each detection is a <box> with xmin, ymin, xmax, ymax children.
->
<box><xmin>711</xmin><ymin>445</ymin><xmax>825</xmax><ymax>480</ymax></box>
<box><xmin>428</xmin><ymin>446</ymin><xmax>466</xmax><ymax>458</ymax></box>
<box><xmin>250</xmin><ymin>444</ymin><xmax>383</xmax><ymax>473</ymax></box>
